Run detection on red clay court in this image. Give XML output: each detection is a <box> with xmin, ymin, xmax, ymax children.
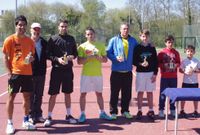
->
<box><xmin>0</xmin><ymin>61</ymin><xmax>200</xmax><ymax>135</ymax></box>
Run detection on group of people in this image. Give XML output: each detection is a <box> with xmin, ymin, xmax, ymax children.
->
<box><xmin>2</xmin><ymin>15</ymin><xmax>200</xmax><ymax>135</ymax></box>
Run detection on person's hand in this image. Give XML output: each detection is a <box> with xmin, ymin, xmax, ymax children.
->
<box><xmin>151</xmin><ymin>75</ymin><xmax>157</xmax><ymax>83</ymax></box>
<box><xmin>67</xmin><ymin>55</ymin><xmax>74</xmax><ymax>61</ymax></box>
<box><xmin>116</xmin><ymin>56</ymin><xmax>124</xmax><ymax>62</ymax></box>
<box><xmin>58</xmin><ymin>57</ymin><xmax>66</xmax><ymax>65</ymax></box>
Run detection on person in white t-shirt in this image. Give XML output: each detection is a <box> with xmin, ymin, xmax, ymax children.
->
<box><xmin>179</xmin><ymin>45</ymin><xmax>200</xmax><ymax>118</ymax></box>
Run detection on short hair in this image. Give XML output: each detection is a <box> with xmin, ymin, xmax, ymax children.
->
<box><xmin>85</xmin><ymin>26</ymin><xmax>95</xmax><ymax>33</ymax></box>
<box><xmin>165</xmin><ymin>35</ymin><xmax>174</xmax><ymax>42</ymax></box>
<box><xmin>59</xmin><ymin>19</ymin><xmax>68</xmax><ymax>25</ymax></box>
<box><xmin>15</xmin><ymin>15</ymin><xmax>27</xmax><ymax>26</ymax></box>
<box><xmin>120</xmin><ymin>22</ymin><xmax>129</xmax><ymax>28</ymax></box>
<box><xmin>186</xmin><ymin>45</ymin><xmax>195</xmax><ymax>51</ymax></box>
<box><xmin>140</xmin><ymin>29</ymin><xmax>150</xmax><ymax>36</ymax></box>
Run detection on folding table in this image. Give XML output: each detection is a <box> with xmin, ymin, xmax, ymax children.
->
<box><xmin>162</xmin><ymin>88</ymin><xmax>200</xmax><ymax>135</ymax></box>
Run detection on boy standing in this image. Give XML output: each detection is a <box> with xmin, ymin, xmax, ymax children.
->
<box><xmin>77</xmin><ymin>27</ymin><xmax>112</xmax><ymax>123</ymax></box>
<box><xmin>133</xmin><ymin>29</ymin><xmax>158</xmax><ymax>120</ymax></box>
<box><xmin>179</xmin><ymin>45</ymin><xmax>200</xmax><ymax>118</ymax></box>
<box><xmin>158</xmin><ymin>35</ymin><xmax>181</xmax><ymax>117</ymax></box>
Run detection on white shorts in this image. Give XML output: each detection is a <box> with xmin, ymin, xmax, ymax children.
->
<box><xmin>136</xmin><ymin>72</ymin><xmax>156</xmax><ymax>92</ymax></box>
<box><xmin>80</xmin><ymin>76</ymin><xmax>103</xmax><ymax>93</ymax></box>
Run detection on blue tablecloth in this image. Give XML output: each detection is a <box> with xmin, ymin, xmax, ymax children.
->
<box><xmin>162</xmin><ymin>88</ymin><xmax>200</xmax><ymax>103</ymax></box>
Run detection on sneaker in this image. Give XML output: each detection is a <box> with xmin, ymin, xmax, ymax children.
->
<box><xmin>170</xmin><ymin>110</ymin><xmax>175</xmax><ymax>117</ymax></box>
<box><xmin>122</xmin><ymin>112</ymin><xmax>133</xmax><ymax>119</ymax></box>
<box><xmin>99</xmin><ymin>112</ymin><xmax>112</xmax><ymax>120</ymax></box>
<box><xmin>158</xmin><ymin>110</ymin><xmax>165</xmax><ymax>118</ymax></box>
<box><xmin>36</xmin><ymin>116</ymin><xmax>45</xmax><ymax>123</ymax></box>
<box><xmin>147</xmin><ymin>111</ymin><xmax>155</xmax><ymax>119</ymax></box>
<box><xmin>136</xmin><ymin>111</ymin><xmax>142</xmax><ymax>120</ymax></box>
<box><xmin>192</xmin><ymin>111</ymin><xmax>199</xmax><ymax>118</ymax></box>
<box><xmin>179</xmin><ymin>110</ymin><xmax>187</xmax><ymax>118</ymax></box>
<box><xmin>110</xmin><ymin>114</ymin><xmax>117</xmax><ymax>120</ymax></box>
<box><xmin>43</xmin><ymin>117</ymin><xmax>52</xmax><ymax>127</ymax></box>
<box><xmin>22</xmin><ymin>121</ymin><xmax>36</xmax><ymax>130</ymax></box>
<box><xmin>6</xmin><ymin>123</ymin><xmax>15</xmax><ymax>134</ymax></box>
<box><xmin>65</xmin><ymin>115</ymin><xmax>77</xmax><ymax>124</ymax></box>
<box><xmin>78</xmin><ymin>113</ymin><xmax>86</xmax><ymax>123</ymax></box>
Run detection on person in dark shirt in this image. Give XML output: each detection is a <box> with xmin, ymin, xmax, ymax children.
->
<box><xmin>44</xmin><ymin>19</ymin><xmax>78</xmax><ymax>127</ymax></box>
<box><xmin>29</xmin><ymin>22</ymin><xmax>48</xmax><ymax>124</ymax></box>
<box><xmin>133</xmin><ymin>29</ymin><xmax>158</xmax><ymax>120</ymax></box>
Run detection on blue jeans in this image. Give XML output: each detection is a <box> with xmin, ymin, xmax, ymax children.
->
<box><xmin>159</xmin><ymin>78</ymin><xmax>177</xmax><ymax>111</ymax></box>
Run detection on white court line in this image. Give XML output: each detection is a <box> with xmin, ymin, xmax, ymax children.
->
<box><xmin>0</xmin><ymin>91</ymin><xmax>8</xmax><ymax>97</ymax></box>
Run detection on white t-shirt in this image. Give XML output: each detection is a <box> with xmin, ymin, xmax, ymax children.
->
<box><xmin>180</xmin><ymin>57</ymin><xmax>200</xmax><ymax>84</ymax></box>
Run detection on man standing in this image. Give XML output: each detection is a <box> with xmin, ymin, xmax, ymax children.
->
<box><xmin>29</xmin><ymin>22</ymin><xmax>48</xmax><ymax>124</ymax></box>
<box><xmin>106</xmin><ymin>23</ymin><xmax>138</xmax><ymax>120</ymax></box>
<box><xmin>3</xmin><ymin>15</ymin><xmax>36</xmax><ymax>134</ymax></box>
<box><xmin>44</xmin><ymin>19</ymin><xmax>78</xmax><ymax>127</ymax></box>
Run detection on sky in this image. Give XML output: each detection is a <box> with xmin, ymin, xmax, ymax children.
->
<box><xmin>0</xmin><ymin>0</ymin><xmax>126</xmax><ymax>10</ymax></box>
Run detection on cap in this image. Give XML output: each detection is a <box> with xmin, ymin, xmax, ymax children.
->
<box><xmin>31</xmin><ymin>22</ymin><xmax>41</xmax><ymax>29</ymax></box>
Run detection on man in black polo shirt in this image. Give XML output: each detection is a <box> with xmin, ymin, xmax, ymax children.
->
<box><xmin>44</xmin><ymin>19</ymin><xmax>78</xmax><ymax>127</ymax></box>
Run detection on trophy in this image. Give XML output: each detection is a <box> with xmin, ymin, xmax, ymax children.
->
<box><xmin>141</xmin><ymin>56</ymin><xmax>148</xmax><ymax>67</ymax></box>
<box><xmin>169</xmin><ymin>58</ymin><xmax>175</xmax><ymax>69</ymax></box>
<box><xmin>63</xmin><ymin>52</ymin><xmax>68</xmax><ymax>65</ymax></box>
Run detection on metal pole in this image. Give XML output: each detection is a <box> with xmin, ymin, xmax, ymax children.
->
<box><xmin>15</xmin><ymin>0</ymin><xmax>18</xmax><ymax>17</ymax></box>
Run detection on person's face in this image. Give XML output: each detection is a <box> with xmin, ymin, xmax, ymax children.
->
<box><xmin>165</xmin><ymin>40</ymin><xmax>174</xmax><ymax>49</ymax></box>
<box><xmin>85</xmin><ymin>30</ymin><xmax>95</xmax><ymax>42</ymax></box>
<box><xmin>120</xmin><ymin>24</ymin><xmax>129</xmax><ymax>38</ymax></box>
<box><xmin>140</xmin><ymin>34</ymin><xmax>149</xmax><ymax>44</ymax></box>
<box><xmin>16</xmin><ymin>21</ymin><xmax>27</xmax><ymax>35</ymax></box>
<box><xmin>30</xmin><ymin>27</ymin><xmax>41</xmax><ymax>39</ymax></box>
<box><xmin>186</xmin><ymin>48</ymin><xmax>195</xmax><ymax>59</ymax></box>
<box><xmin>58</xmin><ymin>22</ymin><xmax>68</xmax><ymax>35</ymax></box>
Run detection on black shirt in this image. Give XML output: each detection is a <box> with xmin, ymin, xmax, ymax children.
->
<box><xmin>133</xmin><ymin>43</ymin><xmax>158</xmax><ymax>75</ymax></box>
<box><xmin>47</xmin><ymin>34</ymin><xmax>78</xmax><ymax>69</ymax></box>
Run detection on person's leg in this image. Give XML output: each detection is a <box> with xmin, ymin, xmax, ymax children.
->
<box><xmin>180</xmin><ymin>101</ymin><xmax>185</xmax><ymax>110</ymax></box>
<box><xmin>34</xmin><ymin>75</ymin><xmax>45</xmax><ymax>119</ymax></box>
<box><xmin>110</xmin><ymin>72</ymin><xmax>121</xmax><ymax>115</ymax></box>
<box><xmin>22</xmin><ymin>92</ymin><xmax>31</xmax><ymax>117</ymax></box>
<box><xmin>48</xmin><ymin>94</ymin><xmax>57</xmax><ymax>117</ymax></box>
<box><xmin>64</xmin><ymin>93</ymin><xmax>71</xmax><ymax>113</ymax></box>
<box><xmin>6</xmin><ymin>93</ymin><xmax>17</xmax><ymax>120</ymax></box>
<box><xmin>159</xmin><ymin>78</ymin><xmax>168</xmax><ymax>111</ymax></box>
<box><xmin>169</xmin><ymin>78</ymin><xmax>177</xmax><ymax>111</ymax></box>
<box><xmin>121</xmin><ymin>72</ymin><xmax>132</xmax><ymax>114</ymax></box>
<box><xmin>193</xmin><ymin>101</ymin><xmax>198</xmax><ymax>112</ymax></box>
<box><xmin>80</xmin><ymin>93</ymin><xmax>87</xmax><ymax>112</ymax></box>
<box><xmin>137</xmin><ymin>92</ymin><xmax>143</xmax><ymax>111</ymax></box>
<box><xmin>96</xmin><ymin>92</ymin><xmax>104</xmax><ymax>111</ymax></box>
<box><xmin>147</xmin><ymin>92</ymin><xmax>153</xmax><ymax>110</ymax></box>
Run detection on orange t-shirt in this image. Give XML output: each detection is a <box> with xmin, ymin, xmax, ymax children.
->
<box><xmin>2</xmin><ymin>34</ymin><xmax>35</xmax><ymax>75</ymax></box>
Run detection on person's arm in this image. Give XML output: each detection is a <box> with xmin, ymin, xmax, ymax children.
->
<box><xmin>106</xmin><ymin>38</ymin><xmax>118</xmax><ymax>63</ymax></box>
<box><xmin>3</xmin><ymin>53</ymin><xmax>12</xmax><ymax>75</ymax></box>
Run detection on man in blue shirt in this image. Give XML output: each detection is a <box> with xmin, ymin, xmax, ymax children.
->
<box><xmin>107</xmin><ymin>22</ymin><xmax>138</xmax><ymax>119</ymax></box>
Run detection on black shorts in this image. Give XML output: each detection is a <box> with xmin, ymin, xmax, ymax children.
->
<box><xmin>8</xmin><ymin>74</ymin><xmax>33</xmax><ymax>94</ymax></box>
<box><xmin>182</xmin><ymin>83</ymin><xmax>199</xmax><ymax>88</ymax></box>
<box><xmin>48</xmin><ymin>67</ymin><xmax>74</xmax><ymax>95</ymax></box>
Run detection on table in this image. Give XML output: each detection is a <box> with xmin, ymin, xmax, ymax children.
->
<box><xmin>162</xmin><ymin>88</ymin><xmax>200</xmax><ymax>135</ymax></box>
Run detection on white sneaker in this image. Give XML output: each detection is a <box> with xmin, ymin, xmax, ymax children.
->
<box><xmin>159</xmin><ymin>110</ymin><xmax>165</xmax><ymax>118</ymax></box>
<box><xmin>44</xmin><ymin>117</ymin><xmax>52</xmax><ymax>127</ymax></box>
<box><xmin>6</xmin><ymin>123</ymin><xmax>15</xmax><ymax>134</ymax></box>
<box><xmin>22</xmin><ymin>121</ymin><xmax>36</xmax><ymax>130</ymax></box>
